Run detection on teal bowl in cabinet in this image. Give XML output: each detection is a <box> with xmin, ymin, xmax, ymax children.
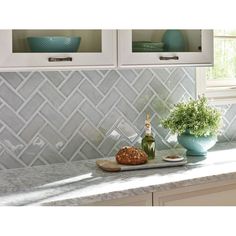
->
<box><xmin>27</xmin><ymin>36</ymin><xmax>81</xmax><ymax>52</ymax></box>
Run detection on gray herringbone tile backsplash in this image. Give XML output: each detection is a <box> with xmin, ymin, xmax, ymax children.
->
<box><xmin>0</xmin><ymin>67</ymin><xmax>232</xmax><ymax>170</ymax></box>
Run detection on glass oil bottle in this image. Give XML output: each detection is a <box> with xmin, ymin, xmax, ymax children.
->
<box><xmin>141</xmin><ymin>113</ymin><xmax>155</xmax><ymax>160</ymax></box>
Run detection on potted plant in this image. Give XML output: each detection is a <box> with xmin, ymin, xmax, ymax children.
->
<box><xmin>161</xmin><ymin>96</ymin><xmax>222</xmax><ymax>156</ymax></box>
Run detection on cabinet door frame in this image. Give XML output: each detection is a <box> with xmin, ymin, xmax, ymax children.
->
<box><xmin>0</xmin><ymin>30</ymin><xmax>117</xmax><ymax>70</ymax></box>
<box><xmin>118</xmin><ymin>30</ymin><xmax>213</xmax><ymax>67</ymax></box>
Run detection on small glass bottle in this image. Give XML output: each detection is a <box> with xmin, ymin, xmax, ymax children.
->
<box><xmin>141</xmin><ymin>113</ymin><xmax>155</xmax><ymax>160</ymax></box>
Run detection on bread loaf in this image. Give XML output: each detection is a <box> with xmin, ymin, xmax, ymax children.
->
<box><xmin>116</xmin><ymin>146</ymin><xmax>148</xmax><ymax>165</ymax></box>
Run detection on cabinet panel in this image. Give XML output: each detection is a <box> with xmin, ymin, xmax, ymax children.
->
<box><xmin>0</xmin><ymin>30</ymin><xmax>117</xmax><ymax>70</ymax></box>
<box><xmin>153</xmin><ymin>182</ymin><xmax>236</xmax><ymax>206</ymax></box>
<box><xmin>86</xmin><ymin>193</ymin><xmax>152</xmax><ymax>206</ymax></box>
<box><xmin>118</xmin><ymin>30</ymin><xmax>213</xmax><ymax>67</ymax></box>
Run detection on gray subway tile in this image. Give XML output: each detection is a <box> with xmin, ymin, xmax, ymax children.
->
<box><xmin>99</xmin><ymin>138</ymin><xmax>117</xmax><ymax>156</ymax></box>
<box><xmin>98</xmin><ymin>70</ymin><xmax>119</xmax><ymax>95</ymax></box>
<box><xmin>61</xmin><ymin>112</ymin><xmax>85</xmax><ymax>139</ymax></box>
<box><xmin>61</xmin><ymin>133</ymin><xmax>85</xmax><ymax>160</ymax></box>
<box><xmin>150</xmin><ymin>96</ymin><xmax>170</xmax><ymax>118</ymax></box>
<box><xmin>80</xmin><ymin>142</ymin><xmax>102</xmax><ymax>159</ymax></box>
<box><xmin>19</xmin><ymin>93</ymin><xmax>45</xmax><ymax>121</ymax></box>
<box><xmin>117</xmin><ymin>119</ymin><xmax>138</xmax><ymax>142</ymax></box>
<box><xmin>98</xmin><ymin>89</ymin><xmax>120</xmax><ymax>115</ymax></box>
<box><xmin>60</xmin><ymin>91</ymin><xmax>84</xmax><ymax>117</ymax></box>
<box><xmin>0</xmin><ymin>83</ymin><xmax>24</xmax><ymax>111</ymax></box>
<box><xmin>0</xmin><ymin>143</ymin><xmax>4</xmax><ymax>153</ymax></box>
<box><xmin>181</xmin><ymin>75</ymin><xmax>196</xmax><ymax>98</ymax></box>
<box><xmin>0</xmin><ymin>106</ymin><xmax>24</xmax><ymax>134</ymax></box>
<box><xmin>99</xmin><ymin>131</ymin><xmax>120</xmax><ymax>156</ymax></box>
<box><xmin>82</xmin><ymin>70</ymin><xmax>102</xmax><ymax>85</ymax></box>
<box><xmin>116</xmin><ymin>98</ymin><xmax>138</xmax><ymax>122</ymax></box>
<box><xmin>151</xmin><ymin>68</ymin><xmax>170</xmax><ymax>82</ymax></box>
<box><xmin>183</xmin><ymin>67</ymin><xmax>196</xmax><ymax>79</ymax></box>
<box><xmin>19</xmin><ymin>115</ymin><xmax>45</xmax><ymax>143</ymax></box>
<box><xmin>80</xmin><ymin>101</ymin><xmax>103</xmax><ymax>126</ymax></box>
<box><xmin>166</xmin><ymin>68</ymin><xmax>185</xmax><ymax>90</ymax></box>
<box><xmin>166</xmin><ymin>84</ymin><xmax>186</xmax><ymax>105</ymax></box>
<box><xmin>40</xmin><ymin>103</ymin><xmax>65</xmax><ymax>129</ymax></box>
<box><xmin>133</xmin><ymin>87</ymin><xmax>154</xmax><ymax>112</ymax></box>
<box><xmin>18</xmin><ymin>72</ymin><xmax>44</xmax><ymax>99</ymax></box>
<box><xmin>31</xmin><ymin>158</ymin><xmax>46</xmax><ymax>167</ymax></box>
<box><xmin>39</xmin><ymin>81</ymin><xmax>65</xmax><ymax>109</ymax></box>
<box><xmin>80</xmin><ymin>121</ymin><xmax>104</xmax><ymax>146</ymax></box>
<box><xmin>42</xmin><ymin>71</ymin><xmax>64</xmax><ymax>87</ymax></box>
<box><xmin>116</xmin><ymin>79</ymin><xmax>137</xmax><ymax>103</ymax></box>
<box><xmin>60</xmin><ymin>71</ymin><xmax>71</xmax><ymax>77</ymax></box>
<box><xmin>99</xmin><ymin>109</ymin><xmax>121</xmax><ymax>134</ymax></box>
<box><xmin>0</xmin><ymin>128</ymin><xmax>25</xmax><ymax>156</ymax></box>
<box><xmin>133</xmin><ymin>69</ymin><xmax>153</xmax><ymax>92</ymax></box>
<box><xmin>150</xmin><ymin>76</ymin><xmax>170</xmax><ymax>100</ymax></box>
<box><xmin>79</xmin><ymin>80</ymin><xmax>103</xmax><ymax>105</ymax></box>
<box><xmin>118</xmin><ymin>69</ymin><xmax>137</xmax><ymax>83</ymax></box>
<box><xmin>19</xmin><ymin>136</ymin><xmax>46</xmax><ymax>165</ymax></box>
<box><xmin>59</xmin><ymin>71</ymin><xmax>83</xmax><ymax>96</ymax></box>
<box><xmin>223</xmin><ymin>104</ymin><xmax>236</xmax><ymax>122</ymax></box>
<box><xmin>99</xmin><ymin>70</ymin><xmax>108</xmax><ymax>75</ymax></box>
<box><xmin>40</xmin><ymin>146</ymin><xmax>65</xmax><ymax>164</ymax></box>
<box><xmin>0</xmin><ymin>151</ymin><xmax>24</xmax><ymax>169</ymax></box>
<box><xmin>19</xmin><ymin>72</ymin><xmax>31</xmax><ymax>78</ymax></box>
<box><xmin>40</xmin><ymin>124</ymin><xmax>65</xmax><ymax>150</ymax></box>
<box><xmin>0</xmin><ymin>72</ymin><xmax>23</xmax><ymax>89</ymax></box>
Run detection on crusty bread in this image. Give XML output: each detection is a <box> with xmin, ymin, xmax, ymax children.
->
<box><xmin>115</xmin><ymin>146</ymin><xmax>148</xmax><ymax>165</ymax></box>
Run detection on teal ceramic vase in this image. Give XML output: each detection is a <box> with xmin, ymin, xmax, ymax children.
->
<box><xmin>162</xmin><ymin>30</ymin><xmax>185</xmax><ymax>52</ymax></box>
<box><xmin>177</xmin><ymin>131</ymin><xmax>217</xmax><ymax>156</ymax></box>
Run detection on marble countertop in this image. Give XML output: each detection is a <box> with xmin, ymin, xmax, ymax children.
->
<box><xmin>1</xmin><ymin>142</ymin><xmax>236</xmax><ymax>206</ymax></box>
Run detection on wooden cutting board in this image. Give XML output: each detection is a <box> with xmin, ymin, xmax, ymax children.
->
<box><xmin>96</xmin><ymin>156</ymin><xmax>187</xmax><ymax>172</ymax></box>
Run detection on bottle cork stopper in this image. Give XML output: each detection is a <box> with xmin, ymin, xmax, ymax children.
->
<box><xmin>145</xmin><ymin>112</ymin><xmax>151</xmax><ymax>129</ymax></box>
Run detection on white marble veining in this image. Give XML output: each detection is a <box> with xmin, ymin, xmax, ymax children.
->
<box><xmin>0</xmin><ymin>142</ymin><xmax>236</xmax><ymax>206</ymax></box>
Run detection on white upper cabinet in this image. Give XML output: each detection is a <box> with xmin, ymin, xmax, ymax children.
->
<box><xmin>0</xmin><ymin>29</ymin><xmax>213</xmax><ymax>70</ymax></box>
<box><xmin>0</xmin><ymin>30</ymin><xmax>117</xmax><ymax>70</ymax></box>
<box><xmin>118</xmin><ymin>30</ymin><xmax>213</xmax><ymax>67</ymax></box>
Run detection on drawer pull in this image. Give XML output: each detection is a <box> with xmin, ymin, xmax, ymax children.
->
<box><xmin>159</xmin><ymin>56</ymin><xmax>179</xmax><ymax>60</ymax></box>
<box><xmin>48</xmin><ymin>57</ymin><xmax>73</xmax><ymax>62</ymax></box>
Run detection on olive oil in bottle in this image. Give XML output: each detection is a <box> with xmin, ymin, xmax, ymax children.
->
<box><xmin>141</xmin><ymin>113</ymin><xmax>155</xmax><ymax>160</ymax></box>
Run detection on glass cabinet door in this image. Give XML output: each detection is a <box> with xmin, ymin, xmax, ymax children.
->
<box><xmin>0</xmin><ymin>30</ymin><xmax>116</xmax><ymax>69</ymax></box>
<box><xmin>118</xmin><ymin>30</ymin><xmax>213</xmax><ymax>67</ymax></box>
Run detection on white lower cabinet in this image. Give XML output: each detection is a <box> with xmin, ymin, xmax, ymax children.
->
<box><xmin>153</xmin><ymin>180</ymin><xmax>236</xmax><ymax>206</ymax></box>
<box><xmin>87</xmin><ymin>193</ymin><xmax>152</xmax><ymax>206</ymax></box>
<box><xmin>87</xmin><ymin>180</ymin><xmax>236</xmax><ymax>206</ymax></box>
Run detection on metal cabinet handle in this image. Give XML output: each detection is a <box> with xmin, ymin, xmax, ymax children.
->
<box><xmin>159</xmin><ymin>56</ymin><xmax>179</xmax><ymax>60</ymax></box>
<box><xmin>48</xmin><ymin>57</ymin><xmax>73</xmax><ymax>62</ymax></box>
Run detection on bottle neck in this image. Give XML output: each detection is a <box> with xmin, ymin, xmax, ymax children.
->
<box><xmin>145</xmin><ymin>125</ymin><xmax>152</xmax><ymax>136</ymax></box>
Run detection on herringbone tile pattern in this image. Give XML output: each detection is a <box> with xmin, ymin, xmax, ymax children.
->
<box><xmin>0</xmin><ymin>68</ymin><xmax>197</xmax><ymax>169</ymax></box>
